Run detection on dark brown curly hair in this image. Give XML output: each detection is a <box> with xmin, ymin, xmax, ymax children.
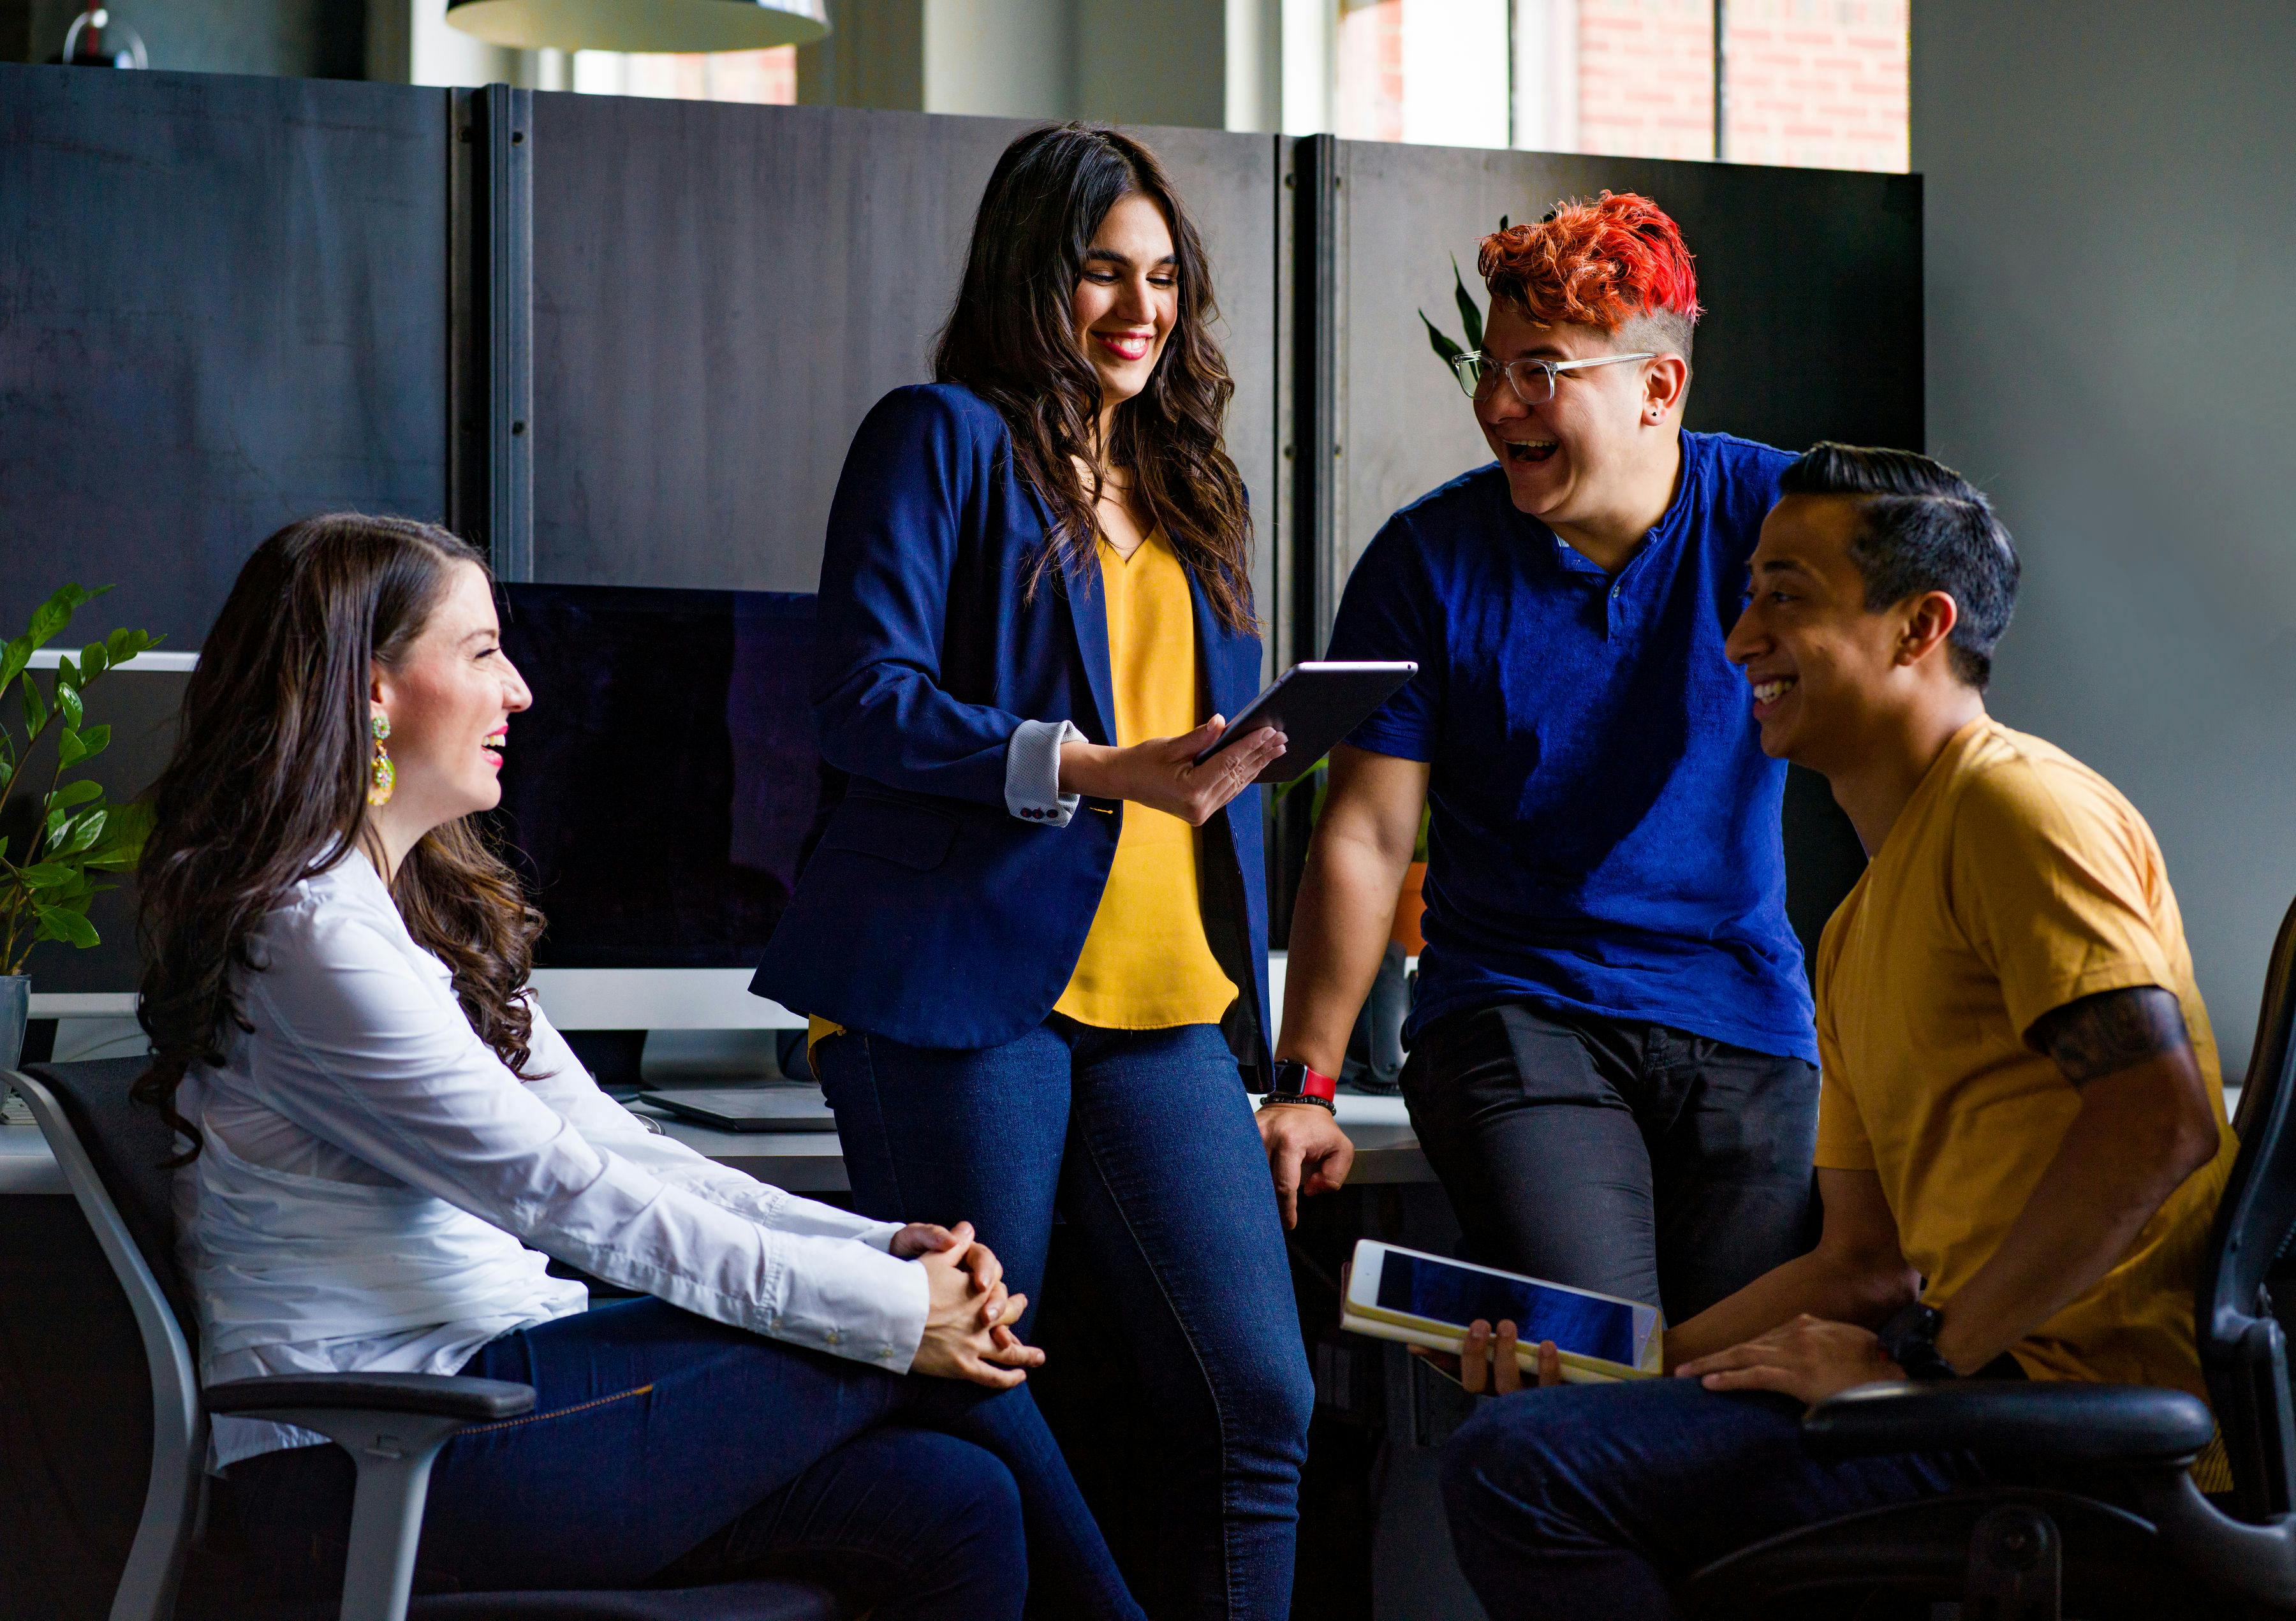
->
<box><xmin>934</xmin><ymin>122</ymin><xmax>1256</xmax><ymax>634</ymax></box>
<box><xmin>133</xmin><ymin>514</ymin><xmax>545</xmax><ymax>1163</ymax></box>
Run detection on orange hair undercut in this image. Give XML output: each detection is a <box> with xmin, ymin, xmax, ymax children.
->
<box><xmin>1476</xmin><ymin>191</ymin><xmax>1703</xmax><ymax>342</ymax></box>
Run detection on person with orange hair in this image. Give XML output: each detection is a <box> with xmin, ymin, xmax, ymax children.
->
<box><xmin>1258</xmin><ymin>193</ymin><xmax>1821</xmax><ymax>1331</ymax></box>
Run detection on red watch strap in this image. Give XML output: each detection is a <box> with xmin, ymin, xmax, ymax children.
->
<box><xmin>1293</xmin><ymin>1064</ymin><xmax>1337</xmax><ymax>1103</ymax></box>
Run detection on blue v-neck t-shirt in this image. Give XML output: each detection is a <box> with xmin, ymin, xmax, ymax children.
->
<box><xmin>1325</xmin><ymin>431</ymin><xmax>1816</xmax><ymax>1062</ymax></box>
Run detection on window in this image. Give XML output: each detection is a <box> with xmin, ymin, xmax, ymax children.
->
<box><xmin>568</xmin><ymin>47</ymin><xmax>797</xmax><ymax>104</ymax></box>
<box><xmin>1330</xmin><ymin>0</ymin><xmax>1907</xmax><ymax>172</ymax></box>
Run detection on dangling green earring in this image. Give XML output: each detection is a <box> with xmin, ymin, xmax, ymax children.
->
<box><xmin>368</xmin><ymin>712</ymin><xmax>395</xmax><ymax>807</ymax></box>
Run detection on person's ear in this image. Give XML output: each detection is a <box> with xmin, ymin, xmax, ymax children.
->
<box><xmin>1895</xmin><ymin>590</ymin><xmax>1961</xmax><ymax>671</ymax></box>
<box><xmin>369</xmin><ymin>661</ymin><xmax>395</xmax><ymax>721</ymax></box>
<box><xmin>1642</xmin><ymin>355</ymin><xmax>1690</xmax><ymax>425</ymax></box>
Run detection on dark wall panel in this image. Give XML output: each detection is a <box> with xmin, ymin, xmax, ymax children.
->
<box><xmin>527</xmin><ymin>98</ymin><xmax>1279</xmax><ymax>663</ymax></box>
<box><xmin>0</xmin><ymin>65</ymin><xmax>448</xmax><ymax>645</ymax></box>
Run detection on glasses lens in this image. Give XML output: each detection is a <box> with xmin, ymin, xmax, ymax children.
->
<box><xmin>1450</xmin><ymin>353</ymin><xmax>1484</xmax><ymax>396</ymax></box>
<box><xmin>1506</xmin><ymin>361</ymin><xmax>1557</xmax><ymax>406</ymax></box>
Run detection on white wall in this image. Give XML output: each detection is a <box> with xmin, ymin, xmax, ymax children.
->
<box><xmin>1913</xmin><ymin>1</ymin><xmax>2296</xmax><ymax>1074</ymax></box>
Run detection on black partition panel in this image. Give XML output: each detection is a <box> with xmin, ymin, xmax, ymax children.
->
<box><xmin>0</xmin><ymin>66</ymin><xmax>451</xmax><ymax>643</ymax></box>
<box><xmin>1325</xmin><ymin>143</ymin><xmax>1920</xmax><ymax>960</ymax></box>
<box><xmin>527</xmin><ymin>99</ymin><xmax>1281</xmax><ymax>678</ymax></box>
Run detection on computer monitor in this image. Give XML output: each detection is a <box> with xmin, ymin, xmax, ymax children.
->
<box><xmin>489</xmin><ymin>582</ymin><xmax>822</xmax><ymax>974</ymax></box>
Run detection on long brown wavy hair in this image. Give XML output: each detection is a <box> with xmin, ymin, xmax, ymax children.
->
<box><xmin>133</xmin><ymin>514</ymin><xmax>546</xmax><ymax>1162</ymax></box>
<box><xmin>935</xmin><ymin>122</ymin><xmax>1256</xmax><ymax>634</ymax></box>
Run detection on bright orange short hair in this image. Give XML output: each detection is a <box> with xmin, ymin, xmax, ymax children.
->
<box><xmin>1477</xmin><ymin>191</ymin><xmax>1702</xmax><ymax>347</ymax></box>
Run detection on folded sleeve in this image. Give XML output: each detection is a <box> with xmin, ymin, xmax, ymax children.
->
<box><xmin>811</xmin><ymin>387</ymin><xmax>1045</xmax><ymax>807</ymax></box>
<box><xmin>1325</xmin><ymin>517</ymin><xmax>1444</xmax><ymax>763</ymax></box>
<box><xmin>1947</xmin><ymin>762</ymin><xmax>2183</xmax><ymax>1046</ymax></box>
<box><xmin>244</xmin><ymin>911</ymin><xmax>927</xmax><ymax>1371</ymax></box>
<box><xmin>1004</xmin><ymin>717</ymin><xmax>1086</xmax><ymax>828</ymax></box>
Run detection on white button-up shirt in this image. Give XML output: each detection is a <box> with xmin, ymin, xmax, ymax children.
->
<box><xmin>177</xmin><ymin>855</ymin><xmax>928</xmax><ymax>1468</ymax></box>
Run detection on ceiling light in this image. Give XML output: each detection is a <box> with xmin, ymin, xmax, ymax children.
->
<box><xmin>445</xmin><ymin>0</ymin><xmax>828</xmax><ymax>54</ymax></box>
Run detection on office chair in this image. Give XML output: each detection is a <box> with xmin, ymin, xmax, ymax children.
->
<box><xmin>1682</xmin><ymin>894</ymin><xmax>2296</xmax><ymax>1620</ymax></box>
<box><xmin>9</xmin><ymin>1057</ymin><xmax>850</xmax><ymax>1621</ymax></box>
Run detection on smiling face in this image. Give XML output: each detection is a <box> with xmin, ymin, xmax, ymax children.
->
<box><xmin>1725</xmin><ymin>493</ymin><xmax>1948</xmax><ymax>774</ymax></box>
<box><xmin>1476</xmin><ymin>300</ymin><xmax>1684</xmax><ymax>533</ymax></box>
<box><xmin>1071</xmin><ymin>191</ymin><xmax>1178</xmax><ymax>430</ymax></box>
<box><xmin>371</xmin><ymin>561</ymin><xmax>531</xmax><ymax>836</ymax></box>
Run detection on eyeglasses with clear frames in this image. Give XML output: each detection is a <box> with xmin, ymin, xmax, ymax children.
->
<box><xmin>1447</xmin><ymin>349</ymin><xmax>1658</xmax><ymax>403</ymax></box>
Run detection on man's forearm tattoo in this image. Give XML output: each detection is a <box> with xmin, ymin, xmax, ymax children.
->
<box><xmin>2030</xmin><ymin>985</ymin><xmax>2191</xmax><ymax>1085</ymax></box>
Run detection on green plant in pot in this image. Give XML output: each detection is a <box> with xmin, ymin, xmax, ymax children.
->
<box><xmin>0</xmin><ymin>585</ymin><xmax>159</xmax><ymax>1071</ymax></box>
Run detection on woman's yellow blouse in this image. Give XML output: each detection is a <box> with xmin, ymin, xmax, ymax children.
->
<box><xmin>1052</xmin><ymin>531</ymin><xmax>1239</xmax><ymax>1029</ymax></box>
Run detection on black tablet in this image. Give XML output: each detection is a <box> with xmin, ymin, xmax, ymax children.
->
<box><xmin>1191</xmin><ymin>661</ymin><xmax>1418</xmax><ymax>784</ymax></box>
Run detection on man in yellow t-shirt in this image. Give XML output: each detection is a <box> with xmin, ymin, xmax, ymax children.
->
<box><xmin>1437</xmin><ymin>444</ymin><xmax>2235</xmax><ymax>1620</ymax></box>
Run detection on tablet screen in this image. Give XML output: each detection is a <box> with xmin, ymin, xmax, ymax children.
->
<box><xmin>1374</xmin><ymin>1252</ymin><xmax>1640</xmax><ymax>1365</ymax></box>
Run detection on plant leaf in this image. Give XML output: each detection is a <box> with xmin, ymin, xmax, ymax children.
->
<box><xmin>75</xmin><ymin>722</ymin><xmax>109</xmax><ymax>761</ymax></box>
<box><xmin>80</xmin><ymin>641</ymin><xmax>108</xmax><ymax>677</ymax></box>
<box><xmin>19</xmin><ymin>862</ymin><xmax>75</xmax><ymax>888</ymax></box>
<box><xmin>55</xmin><ymin>680</ymin><xmax>83</xmax><ymax>729</ymax></box>
<box><xmin>0</xmin><ymin>636</ymin><xmax>28</xmax><ymax>696</ymax></box>
<box><xmin>1452</xmin><ymin>256</ymin><xmax>1484</xmax><ymax>353</ymax></box>
<box><xmin>46</xmin><ymin>779</ymin><xmax>101</xmax><ymax>813</ymax></box>
<box><xmin>20</xmin><ymin>675</ymin><xmax>47</xmax><ymax>736</ymax></box>
<box><xmin>24</xmin><ymin>584</ymin><xmax>98</xmax><ymax>650</ymax></box>
<box><xmin>1420</xmin><ymin>309</ymin><xmax>1466</xmax><ymax>369</ymax></box>
<box><xmin>57</xmin><ymin>727</ymin><xmax>86</xmax><ymax>768</ymax></box>
<box><xmin>56</xmin><ymin>808</ymin><xmax>107</xmax><ymax>857</ymax></box>
<box><xmin>36</xmin><ymin>904</ymin><xmax>99</xmax><ymax>949</ymax></box>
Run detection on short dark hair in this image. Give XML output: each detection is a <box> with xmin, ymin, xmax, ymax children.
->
<box><xmin>1779</xmin><ymin>443</ymin><xmax>2020</xmax><ymax>689</ymax></box>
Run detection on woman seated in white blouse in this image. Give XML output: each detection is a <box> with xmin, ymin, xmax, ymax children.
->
<box><xmin>131</xmin><ymin>513</ymin><xmax>1142</xmax><ymax>1618</ymax></box>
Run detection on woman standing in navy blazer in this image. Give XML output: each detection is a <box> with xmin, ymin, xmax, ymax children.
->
<box><xmin>754</xmin><ymin>124</ymin><xmax>1312</xmax><ymax>1620</ymax></box>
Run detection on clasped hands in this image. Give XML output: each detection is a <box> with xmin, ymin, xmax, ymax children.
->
<box><xmin>892</xmin><ymin>1220</ymin><xmax>1043</xmax><ymax>1390</ymax></box>
<box><xmin>1415</xmin><ymin>1312</ymin><xmax>1904</xmax><ymax>1405</ymax></box>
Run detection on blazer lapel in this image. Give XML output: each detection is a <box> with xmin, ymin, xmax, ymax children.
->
<box><xmin>1188</xmin><ymin>564</ymin><xmax>1262</xmax><ymax>724</ymax></box>
<box><xmin>1061</xmin><ymin>545</ymin><xmax>1117</xmax><ymax>745</ymax></box>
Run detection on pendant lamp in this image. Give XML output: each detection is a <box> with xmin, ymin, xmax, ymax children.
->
<box><xmin>445</xmin><ymin>0</ymin><xmax>828</xmax><ymax>53</ymax></box>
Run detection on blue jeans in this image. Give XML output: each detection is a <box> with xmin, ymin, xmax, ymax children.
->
<box><xmin>1439</xmin><ymin>1375</ymin><xmax>1987</xmax><ymax>1619</ymax></box>
<box><xmin>218</xmin><ymin>1298</ymin><xmax>1143</xmax><ymax>1620</ymax></box>
<box><xmin>816</xmin><ymin>1017</ymin><xmax>1316</xmax><ymax>1621</ymax></box>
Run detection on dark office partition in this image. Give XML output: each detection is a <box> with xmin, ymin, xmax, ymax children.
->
<box><xmin>526</xmin><ymin>98</ymin><xmax>1281</xmax><ymax>675</ymax></box>
<box><xmin>1326</xmin><ymin>143</ymin><xmax>1918</xmax><ymax>960</ymax></box>
<box><xmin>0</xmin><ymin>65</ymin><xmax>452</xmax><ymax>642</ymax></box>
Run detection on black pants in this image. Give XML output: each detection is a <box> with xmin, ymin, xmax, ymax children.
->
<box><xmin>1399</xmin><ymin>1001</ymin><xmax>1820</xmax><ymax>1322</ymax></box>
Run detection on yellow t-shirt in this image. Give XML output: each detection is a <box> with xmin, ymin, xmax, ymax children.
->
<box><xmin>1813</xmin><ymin>717</ymin><xmax>2236</xmax><ymax>1404</ymax></box>
<box><xmin>1052</xmin><ymin>532</ymin><xmax>1239</xmax><ymax>1030</ymax></box>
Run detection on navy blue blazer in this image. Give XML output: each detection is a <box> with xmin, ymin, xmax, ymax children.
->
<box><xmin>751</xmin><ymin>384</ymin><xmax>1271</xmax><ymax>1067</ymax></box>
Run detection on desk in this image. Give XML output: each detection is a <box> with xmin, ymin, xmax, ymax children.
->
<box><xmin>3</xmin><ymin>1092</ymin><xmax>1428</xmax><ymax>1199</ymax></box>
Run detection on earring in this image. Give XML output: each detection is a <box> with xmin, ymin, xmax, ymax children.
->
<box><xmin>368</xmin><ymin>712</ymin><xmax>395</xmax><ymax>807</ymax></box>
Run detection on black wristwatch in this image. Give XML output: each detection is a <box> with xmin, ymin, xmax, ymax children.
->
<box><xmin>1262</xmin><ymin>1059</ymin><xmax>1337</xmax><ymax>1115</ymax></box>
<box><xmin>1877</xmin><ymin>1301</ymin><xmax>1958</xmax><ymax>1381</ymax></box>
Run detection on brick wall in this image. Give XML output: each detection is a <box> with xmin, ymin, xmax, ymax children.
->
<box><xmin>1578</xmin><ymin>0</ymin><xmax>1715</xmax><ymax>160</ymax></box>
<box><xmin>1723</xmin><ymin>0</ymin><xmax>1908</xmax><ymax>171</ymax></box>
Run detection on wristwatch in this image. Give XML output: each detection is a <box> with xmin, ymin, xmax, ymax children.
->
<box><xmin>1262</xmin><ymin>1059</ymin><xmax>1337</xmax><ymax>1115</ymax></box>
<box><xmin>1876</xmin><ymin>1301</ymin><xmax>1958</xmax><ymax>1381</ymax></box>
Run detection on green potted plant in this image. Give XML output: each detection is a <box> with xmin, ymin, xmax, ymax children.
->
<box><xmin>1</xmin><ymin>585</ymin><xmax>159</xmax><ymax>1069</ymax></box>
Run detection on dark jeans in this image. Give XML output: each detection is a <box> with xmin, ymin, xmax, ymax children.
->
<box><xmin>217</xmin><ymin>1297</ymin><xmax>1142</xmax><ymax>1620</ymax></box>
<box><xmin>1440</xmin><ymin>1375</ymin><xmax>1986</xmax><ymax>1619</ymax></box>
<box><xmin>816</xmin><ymin>1016</ymin><xmax>1316</xmax><ymax>1621</ymax></box>
<box><xmin>1401</xmin><ymin>1001</ymin><xmax>1820</xmax><ymax>1321</ymax></box>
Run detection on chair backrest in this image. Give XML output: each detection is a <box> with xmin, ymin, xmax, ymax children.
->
<box><xmin>29</xmin><ymin>1058</ymin><xmax>199</xmax><ymax>1340</ymax></box>
<box><xmin>13</xmin><ymin>1059</ymin><xmax>205</xmax><ymax>1621</ymax></box>
<box><xmin>2197</xmin><ymin>895</ymin><xmax>2296</xmax><ymax>1520</ymax></box>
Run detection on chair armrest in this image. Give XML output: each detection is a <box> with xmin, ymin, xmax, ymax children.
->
<box><xmin>205</xmin><ymin>1372</ymin><xmax>535</xmax><ymax>1423</ymax></box>
<box><xmin>1803</xmin><ymin>1379</ymin><xmax>2214</xmax><ymax>1468</ymax></box>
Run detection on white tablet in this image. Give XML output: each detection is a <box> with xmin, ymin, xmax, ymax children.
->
<box><xmin>1191</xmin><ymin>661</ymin><xmax>1417</xmax><ymax>784</ymax></box>
<box><xmin>1341</xmin><ymin>1239</ymin><xmax>1663</xmax><ymax>1383</ymax></box>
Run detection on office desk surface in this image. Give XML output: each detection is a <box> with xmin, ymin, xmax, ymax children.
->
<box><xmin>1</xmin><ymin>1094</ymin><xmax>1431</xmax><ymax>1199</ymax></box>
<box><xmin>640</xmin><ymin>1092</ymin><xmax>1431</xmax><ymax>1194</ymax></box>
